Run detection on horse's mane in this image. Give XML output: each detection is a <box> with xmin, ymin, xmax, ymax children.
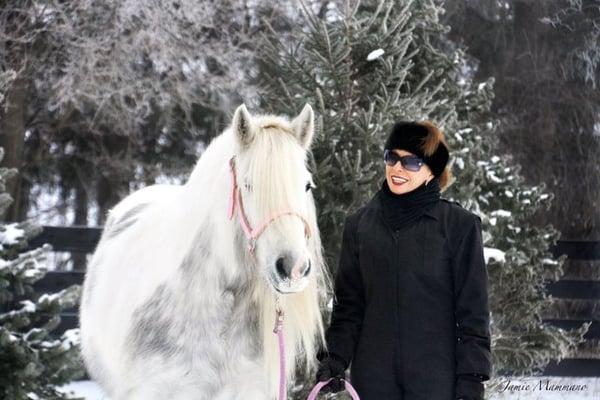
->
<box><xmin>240</xmin><ymin>117</ymin><xmax>333</xmax><ymax>397</ymax></box>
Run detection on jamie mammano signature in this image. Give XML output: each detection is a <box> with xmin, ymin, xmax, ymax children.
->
<box><xmin>499</xmin><ymin>379</ymin><xmax>588</xmax><ymax>392</ymax></box>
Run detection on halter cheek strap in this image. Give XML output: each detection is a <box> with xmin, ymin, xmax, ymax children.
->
<box><xmin>228</xmin><ymin>156</ymin><xmax>312</xmax><ymax>255</ymax></box>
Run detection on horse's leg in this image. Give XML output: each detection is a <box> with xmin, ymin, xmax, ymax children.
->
<box><xmin>117</xmin><ymin>386</ymin><xmax>160</xmax><ymax>400</ymax></box>
<box><xmin>212</xmin><ymin>358</ymin><xmax>272</xmax><ymax>400</ymax></box>
<box><xmin>120</xmin><ymin>380</ymin><xmax>213</xmax><ymax>400</ymax></box>
<box><xmin>118</xmin><ymin>355</ymin><xmax>225</xmax><ymax>400</ymax></box>
<box><xmin>213</xmin><ymin>384</ymin><xmax>271</xmax><ymax>400</ymax></box>
<box><xmin>123</xmin><ymin>380</ymin><xmax>232</xmax><ymax>400</ymax></box>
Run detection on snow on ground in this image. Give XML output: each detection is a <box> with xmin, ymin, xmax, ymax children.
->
<box><xmin>60</xmin><ymin>377</ymin><xmax>600</xmax><ymax>399</ymax></box>
<box><xmin>58</xmin><ymin>381</ymin><xmax>108</xmax><ymax>400</ymax></box>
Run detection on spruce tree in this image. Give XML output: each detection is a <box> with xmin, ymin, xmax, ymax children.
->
<box><xmin>0</xmin><ymin>145</ymin><xmax>83</xmax><ymax>399</ymax></box>
<box><xmin>259</xmin><ymin>0</ymin><xmax>587</xmax><ymax>397</ymax></box>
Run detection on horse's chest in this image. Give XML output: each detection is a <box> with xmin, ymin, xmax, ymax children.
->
<box><xmin>126</xmin><ymin>279</ymin><xmax>258</xmax><ymax>365</ymax></box>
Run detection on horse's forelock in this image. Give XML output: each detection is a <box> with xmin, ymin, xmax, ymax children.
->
<box><xmin>255</xmin><ymin>115</ymin><xmax>294</xmax><ymax>133</ymax></box>
<box><xmin>244</xmin><ymin>126</ymin><xmax>308</xmax><ymax>217</ymax></box>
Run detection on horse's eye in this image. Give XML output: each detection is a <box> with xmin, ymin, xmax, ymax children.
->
<box><xmin>305</xmin><ymin>181</ymin><xmax>314</xmax><ymax>192</ymax></box>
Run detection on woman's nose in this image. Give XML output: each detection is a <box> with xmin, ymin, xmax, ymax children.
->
<box><xmin>391</xmin><ymin>162</ymin><xmax>405</xmax><ymax>172</ymax></box>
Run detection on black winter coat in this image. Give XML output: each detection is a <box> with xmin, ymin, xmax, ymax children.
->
<box><xmin>322</xmin><ymin>190</ymin><xmax>491</xmax><ymax>400</ymax></box>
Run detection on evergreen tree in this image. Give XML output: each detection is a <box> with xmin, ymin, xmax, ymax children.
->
<box><xmin>0</xmin><ymin>146</ymin><xmax>83</xmax><ymax>399</ymax></box>
<box><xmin>0</xmin><ymin>0</ymin><xmax>303</xmax><ymax>226</ymax></box>
<box><xmin>259</xmin><ymin>0</ymin><xmax>587</xmax><ymax>397</ymax></box>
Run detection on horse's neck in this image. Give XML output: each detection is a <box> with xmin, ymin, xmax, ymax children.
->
<box><xmin>186</xmin><ymin>130</ymin><xmax>233</xmax><ymax>191</ymax></box>
<box><xmin>167</xmin><ymin>207</ymin><xmax>262</xmax><ymax>358</ymax></box>
<box><xmin>176</xmin><ymin>143</ymin><xmax>254</xmax><ymax>297</ymax></box>
<box><xmin>179</xmin><ymin>130</ymin><xmax>235</xmax><ymax>248</ymax></box>
<box><xmin>173</xmin><ymin>131</ymin><xmax>263</xmax><ymax>347</ymax></box>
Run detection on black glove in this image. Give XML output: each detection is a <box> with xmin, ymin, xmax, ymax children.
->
<box><xmin>315</xmin><ymin>352</ymin><xmax>347</xmax><ymax>394</ymax></box>
<box><xmin>455</xmin><ymin>373</ymin><xmax>485</xmax><ymax>400</ymax></box>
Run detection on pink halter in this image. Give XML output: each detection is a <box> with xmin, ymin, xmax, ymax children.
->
<box><xmin>227</xmin><ymin>156</ymin><xmax>312</xmax><ymax>258</ymax></box>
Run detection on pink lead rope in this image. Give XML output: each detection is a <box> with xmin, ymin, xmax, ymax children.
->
<box><xmin>228</xmin><ymin>155</ymin><xmax>360</xmax><ymax>400</ymax></box>
<box><xmin>307</xmin><ymin>379</ymin><xmax>361</xmax><ymax>400</ymax></box>
<box><xmin>273</xmin><ymin>303</ymin><xmax>287</xmax><ymax>400</ymax></box>
<box><xmin>273</xmin><ymin>300</ymin><xmax>360</xmax><ymax>400</ymax></box>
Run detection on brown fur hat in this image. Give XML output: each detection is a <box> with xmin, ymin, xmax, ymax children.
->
<box><xmin>384</xmin><ymin>120</ymin><xmax>453</xmax><ymax>191</ymax></box>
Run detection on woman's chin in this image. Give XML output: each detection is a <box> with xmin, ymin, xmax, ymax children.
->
<box><xmin>388</xmin><ymin>181</ymin><xmax>412</xmax><ymax>194</ymax></box>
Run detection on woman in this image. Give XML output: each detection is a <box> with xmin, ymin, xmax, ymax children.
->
<box><xmin>315</xmin><ymin>121</ymin><xmax>491</xmax><ymax>400</ymax></box>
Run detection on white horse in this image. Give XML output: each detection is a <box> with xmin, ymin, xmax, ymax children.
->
<box><xmin>80</xmin><ymin>104</ymin><xmax>332</xmax><ymax>400</ymax></box>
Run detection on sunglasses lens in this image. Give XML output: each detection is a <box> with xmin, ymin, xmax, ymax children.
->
<box><xmin>402</xmin><ymin>157</ymin><xmax>423</xmax><ymax>171</ymax></box>
<box><xmin>384</xmin><ymin>150</ymin><xmax>399</xmax><ymax>166</ymax></box>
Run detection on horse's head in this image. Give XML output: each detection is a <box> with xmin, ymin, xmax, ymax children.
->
<box><xmin>229</xmin><ymin>104</ymin><xmax>318</xmax><ymax>294</ymax></box>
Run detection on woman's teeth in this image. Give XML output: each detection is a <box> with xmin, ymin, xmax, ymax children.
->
<box><xmin>392</xmin><ymin>176</ymin><xmax>408</xmax><ymax>185</ymax></box>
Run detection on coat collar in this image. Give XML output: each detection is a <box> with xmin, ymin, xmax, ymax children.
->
<box><xmin>422</xmin><ymin>204</ymin><xmax>440</xmax><ymax>220</ymax></box>
<box><xmin>370</xmin><ymin>190</ymin><xmax>441</xmax><ymax>221</ymax></box>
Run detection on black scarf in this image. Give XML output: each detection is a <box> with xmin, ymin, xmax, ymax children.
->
<box><xmin>379</xmin><ymin>176</ymin><xmax>441</xmax><ymax>232</ymax></box>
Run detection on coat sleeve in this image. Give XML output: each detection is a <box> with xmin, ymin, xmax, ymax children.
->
<box><xmin>320</xmin><ymin>212</ymin><xmax>366</xmax><ymax>368</ymax></box>
<box><xmin>452</xmin><ymin>214</ymin><xmax>492</xmax><ymax>382</ymax></box>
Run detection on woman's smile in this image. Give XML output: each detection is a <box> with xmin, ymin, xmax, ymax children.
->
<box><xmin>391</xmin><ymin>175</ymin><xmax>409</xmax><ymax>185</ymax></box>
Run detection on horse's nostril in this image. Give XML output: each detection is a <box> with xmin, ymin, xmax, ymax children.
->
<box><xmin>276</xmin><ymin>257</ymin><xmax>287</xmax><ymax>279</ymax></box>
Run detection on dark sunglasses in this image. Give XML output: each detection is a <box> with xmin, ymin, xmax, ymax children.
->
<box><xmin>383</xmin><ymin>149</ymin><xmax>424</xmax><ymax>172</ymax></box>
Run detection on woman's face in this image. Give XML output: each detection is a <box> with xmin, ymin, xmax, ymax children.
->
<box><xmin>385</xmin><ymin>149</ymin><xmax>434</xmax><ymax>195</ymax></box>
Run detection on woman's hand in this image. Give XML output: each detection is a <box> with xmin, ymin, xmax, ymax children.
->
<box><xmin>315</xmin><ymin>354</ymin><xmax>347</xmax><ymax>393</ymax></box>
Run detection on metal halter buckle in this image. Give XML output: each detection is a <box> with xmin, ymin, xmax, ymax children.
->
<box><xmin>272</xmin><ymin>296</ymin><xmax>284</xmax><ymax>333</ymax></box>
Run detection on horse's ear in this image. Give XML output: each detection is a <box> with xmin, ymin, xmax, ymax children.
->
<box><xmin>232</xmin><ymin>104</ymin><xmax>254</xmax><ymax>147</ymax></box>
<box><xmin>291</xmin><ymin>104</ymin><xmax>315</xmax><ymax>149</ymax></box>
